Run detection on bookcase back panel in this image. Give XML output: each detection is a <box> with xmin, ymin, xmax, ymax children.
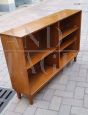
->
<box><xmin>60</xmin><ymin>13</ymin><xmax>80</xmax><ymax>32</ymax></box>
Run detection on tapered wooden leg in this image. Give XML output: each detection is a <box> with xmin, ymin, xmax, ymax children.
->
<box><xmin>29</xmin><ymin>95</ymin><xmax>33</xmax><ymax>105</ymax></box>
<box><xmin>74</xmin><ymin>57</ymin><xmax>77</xmax><ymax>62</ymax></box>
<box><xmin>17</xmin><ymin>92</ymin><xmax>21</xmax><ymax>99</ymax></box>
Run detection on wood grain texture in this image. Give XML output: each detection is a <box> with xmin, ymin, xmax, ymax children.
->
<box><xmin>1</xmin><ymin>10</ymin><xmax>81</xmax><ymax>37</ymax></box>
<box><xmin>0</xmin><ymin>9</ymin><xmax>82</xmax><ymax>104</ymax></box>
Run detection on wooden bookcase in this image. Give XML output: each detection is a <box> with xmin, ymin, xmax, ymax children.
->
<box><xmin>0</xmin><ymin>9</ymin><xmax>82</xmax><ymax>104</ymax></box>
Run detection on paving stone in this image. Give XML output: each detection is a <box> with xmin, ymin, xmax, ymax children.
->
<box><xmin>48</xmin><ymin>83</ymin><xmax>66</xmax><ymax>91</ymax></box>
<box><xmin>74</xmin><ymin>87</ymin><xmax>84</xmax><ymax>99</ymax></box>
<box><xmin>3</xmin><ymin>111</ymin><xmax>21</xmax><ymax>115</ymax></box>
<box><xmin>77</xmin><ymin>82</ymin><xmax>88</xmax><ymax>88</ymax></box>
<box><xmin>55</xmin><ymin>90</ymin><xmax>73</xmax><ymax>98</ymax></box>
<box><xmin>11</xmin><ymin>95</ymin><xmax>20</xmax><ymax>104</ymax></box>
<box><xmin>34</xmin><ymin>92</ymin><xmax>44</xmax><ymax>100</ymax></box>
<box><xmin>55</xmin><ymin>75</ymin><xmax>68</xmax><ymax>85</ymax></box>
<box><xmin>23</xmin><ymin>106</ymin><xmax>36</xmax><ymax>115</ymax></box>
<box><xmin>85</xmin><ymin>88</ymin><xmax>88</xmax><ymax>94</ymax></box>
<box><xmin>5</xmin><ymin>103</ymin><xmax>17</xmax><ymax>112</ymax></box>
<box><xmin>42</xmin><ymin>89</ymin><xmax>55</xmax><ymax>102</ymax></box>
<box><xmin>35</xmin><ymin>108</ymin><xmax>57</xmax><ymax>115</ymax></box>
<box><xmin>71</xmin><ymin>106</ymin><xmax>88</xmax><ymax>115</ymax></box>
<box><xmin>58</xmin><ymin>104</ymin><xmax>71</xmax><ymax>115</ymax></box>
<box><xmin>79</xmin><ymin>68</ymin><xmax>87</xmax><ymax>77</ymax></box>
<box><xmin>33</xmin><ymin>100</ymin><xmax>49</xmax><ymax>109</ymax></box>
<box><xmin>15</xmin><ymin>98</ymin><xmax>29</xmax><ymax>113</ymax></box>
<box><xmin>49</xmin><ymin>96</ymin><xmax>62</xmax><ymax>111</ymax></box>
<box><xmin>84</xmin><ymin>95</ymin><xmax>88</xmax><ymax>108</ymax></box>
<box><xmin>62</xmin><ymin>98</ymin><xmax>83</xmax><ymax>107</ymax></box>
<box><xmin>66</xmin><ymin>81</ymin><xmax>76</xmax><ymax>91</ymax></box>
<box><xmin>69</xmin><ymin>75</ymin><xmax>86</xmax><ymax>82</ymax></box>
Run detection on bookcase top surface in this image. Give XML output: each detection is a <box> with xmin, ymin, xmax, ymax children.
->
<box><xmin>1</xmin><ymin>9</ymin><xmax>81</xmax><ymax>38</ymax></box>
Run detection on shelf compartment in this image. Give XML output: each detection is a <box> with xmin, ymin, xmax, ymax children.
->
<box><xmin>30</xmin><ymin>66</ymin><xmax>59</xmax><ymax>95</ymax></box>
<box><xmin>60</xmin><ymin>36</ymin><xmax>76</xmax><ymax>52</ymax></box>
<box><xmin>60</xmin><ymin>51</ymin><xmax>78</xmax><ymax>68</ymax></box>
<box><xmin>26</xmin><ymin>48</ymin><xmax>56</xmax><ymax>69</ymax></box>
<box><xmin>45</xmin><ymin>52</ymin><xmax>59</xmax><ymax>67</ymax></box>
<box><xmin>30</xmin><ymin>51</ymin><xmax>77</xmax><ymax>95</ymax></box>
<box><xmin>60</xmin><ymin>26</ymin><xmax>78</xmax><ymax>41</ymax></box>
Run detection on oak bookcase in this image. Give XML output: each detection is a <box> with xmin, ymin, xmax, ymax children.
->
<box><xmin>1</xmin><ymin>9</ymin><xmax>82</xmax><ymax>104</ymax></box>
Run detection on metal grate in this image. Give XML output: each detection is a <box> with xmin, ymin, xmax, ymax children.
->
<box><xmin>0</xmin><ymin>87</ymin><xmax>15</xmax><ymax>113</ymax></box>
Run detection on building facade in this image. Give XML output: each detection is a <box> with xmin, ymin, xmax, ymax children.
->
<box><xmin>0</xmin><ymin>0</ymin><xmax>40</xmax><ymax>12</ymax></box>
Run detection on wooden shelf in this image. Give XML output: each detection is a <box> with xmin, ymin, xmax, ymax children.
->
<box><xmin>60</xmin><ymin>52</ymin><xmax>78</xmax><ymax>68</ymax></box>
<box><xmin>1</xmin><ymin>9</ymin><xmax>81</xmax><ymax>104</ymax></box>
<box><xmin>26</xmin><ymin>48</ymin><xmax>56</xmax><ymax>69</ymax></box>
<box><xmin>60</xmin><ymin>26</ymin><xmax>78</xmax><ymax>41</ymax></box>
<box><xmin>30</xmin><ymin>66</ymin><xmax>59</xmax><ymax>95</ymax></box>
<box><xmin>30</xmin><ymin>51</ymin><xmax>77</xmax><ymax>95</ymax></box>
<box><xmin>60</xmin><ymin>36</ymin><xmax>76</xmax><ymax>51</ymax></box>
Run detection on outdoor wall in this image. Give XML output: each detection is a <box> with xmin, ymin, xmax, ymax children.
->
<box><xmin>15</xmin><ymin>0</ymin><xmax>33</xmax><ymax>7</ymax></box>
<box><xmin>0</xmin><ymin>0</ymin><xmax>42</xmax><ymax>12</ymax></box>
<box><xmin>15</xmin><ymin>0</ymin><xmax>42</xmax><ymax>7</ymax></box>
<box><xmin>0</xmin><ymin>0</ymin><xmax>15</xmax><ymax>12</ymax></box>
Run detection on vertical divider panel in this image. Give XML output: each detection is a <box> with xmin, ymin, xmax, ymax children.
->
<box><xmin>57</xmin><ymin>21</ymin><xmax>61</xmax><ymax>68</ymax></box>
<box><xmin>45</xmin><ymin>22</ymin><xmax>61</xmax><ymax>68</ymax></box>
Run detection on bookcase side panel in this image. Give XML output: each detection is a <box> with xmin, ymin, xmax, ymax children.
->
<box><xmin>1</xmin><ymin>35</ymin><xmax>30</xmax><ymax>96</ymax></box>
<box><xmin>75</xmin><ymin>11</ymin><xmax>82</xmax><ymax>51</ymax></box>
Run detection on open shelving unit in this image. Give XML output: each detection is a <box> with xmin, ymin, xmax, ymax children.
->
<box><xmin>1</xmin><ymin>9</ymin><xmax>82</xmax><ymax>104</ymax></box>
